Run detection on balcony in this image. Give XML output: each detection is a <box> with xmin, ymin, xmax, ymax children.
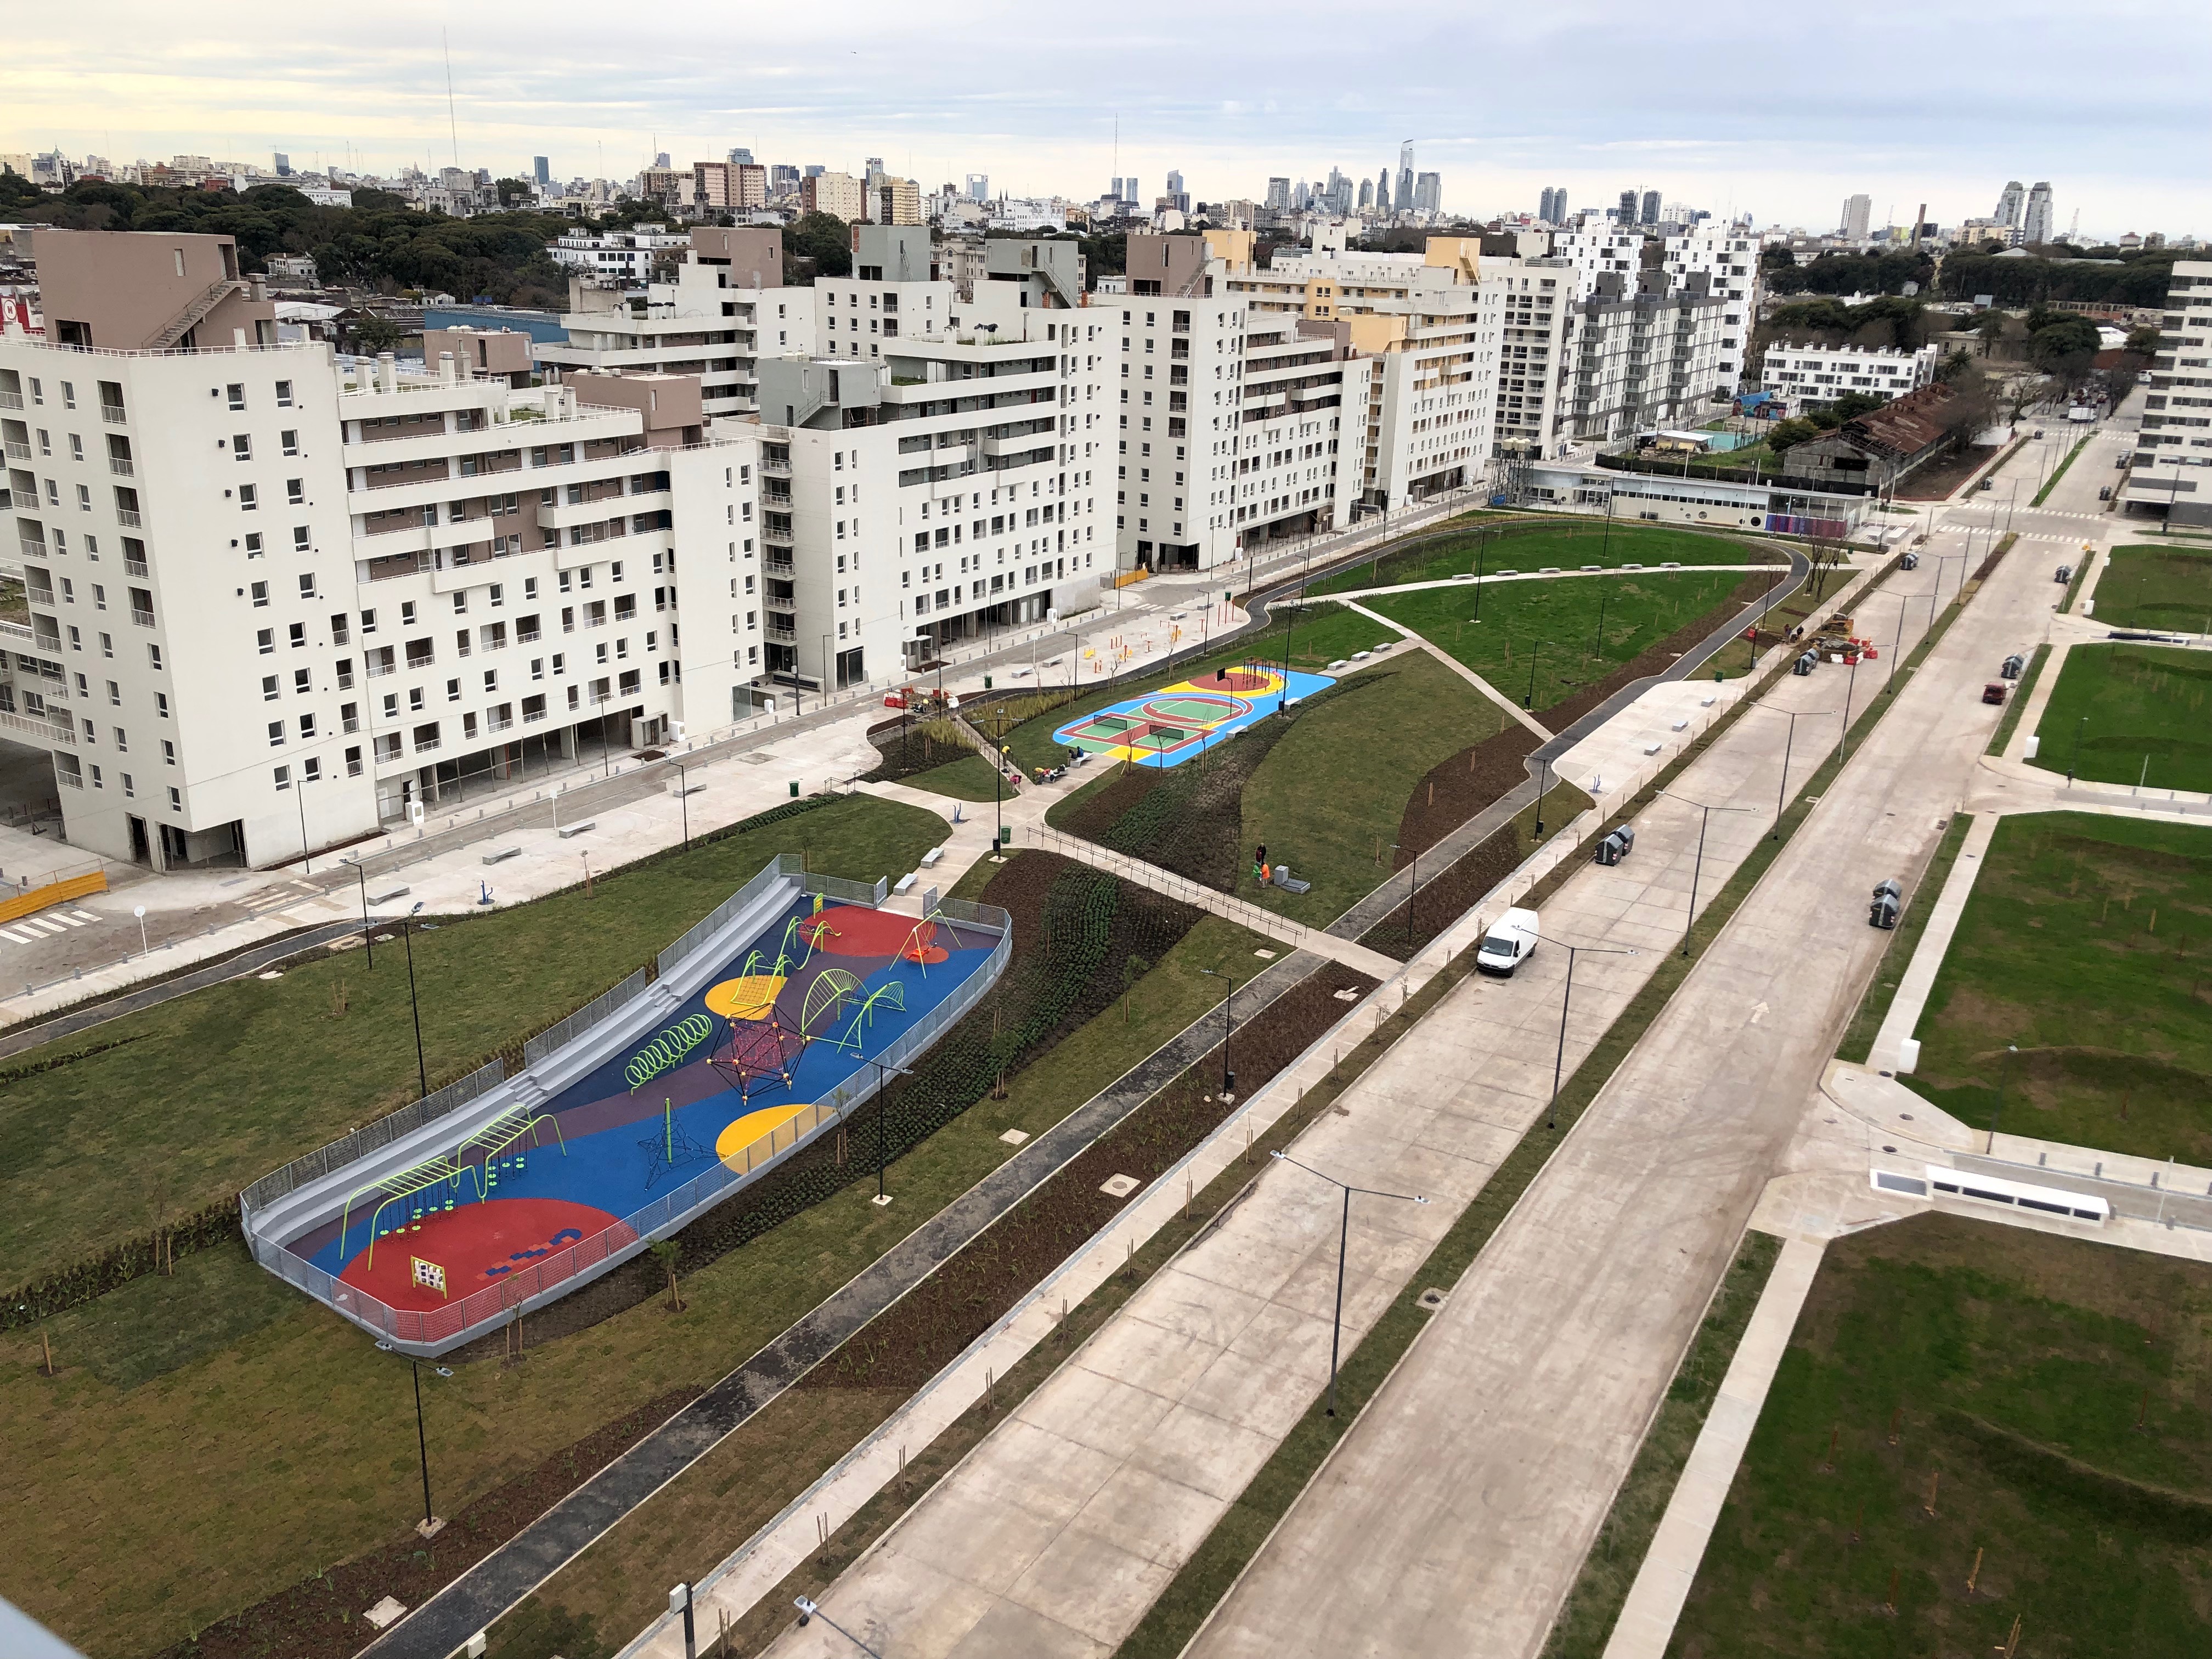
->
<box><xmin>117</xmin><ymin>509</ymin><xmax>142</xmax><ymax>528</ymax></box>
<box><xmin>342</xmin><ymin>715</ymin><xmax>361</xmax><ymax>733</ymax></box>
<box><xmin>109</xmin><ymin>459</ymin><xmax>133</xmax><ymax>477</ymax></box>
<box><xmin>101</xmin><ymin>402</ymin><xmax>127</xmax><ymax>425</ymax></box>
<box><xmin>3</xmin><ymin>441</ymin><xmax>26</xmax><ymax>460</ymax></box>
<box><xmin>0</xmin><ymin>392</ymin><xmax>21</xmax><ymax>410</ymax></box>
<box><xmin>414</xmin><ymin>737</ymin><xmax>441</xmax><ymax>754</ymax></box>
<box><xmin>366</xmin><ymin>660</ymin><xmax>397</xmax><ymax>679</ymax></box>
<box><xmin>123</xmin><ymin>556</ymin><xmax>149</xmax><ymax>578</ymax></box>
<box><xmin>130</xmin><ymin>607</ymin><xmax>155</xmax><ymax>628</ymax></box>
<box><xmin>486</xmin><ymin>715</ymin><xmax>514</xmax><ymax>733</ymax></box>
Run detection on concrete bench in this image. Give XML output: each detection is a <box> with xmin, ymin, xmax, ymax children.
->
<box><xmin>367</xmin><ymin>884</ymin><xmax>410</xmax><ymax>905</ymax></box>
<box><xmin>482</xmin><ymin>847</ymin><xmax>522</xmax><ymax>866</ymax></box>
<box><xmin>557</xmin><ymin>821</ymin><xmax>595</xmax><ymax>840</ymax></box>
<box><xmin>893</xmin><ymin>872</ymin><xmax>917</xmax><ymax>895</ymax></box>
<box><xmin>666</xmin><ymin>779</ymin><xmax>706</xmax><ymax>798</ymax></box>
<box><xmin>920</xmin><ymin>846</ymin><xmax>944</xmax><ymax>867</ymax></box>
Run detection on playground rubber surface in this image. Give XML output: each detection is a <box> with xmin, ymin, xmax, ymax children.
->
<box><xmin>1052</xmin><ymin>664</ymin><xmax>1336</xmax><ymax>765</ymax></box>
<box><xmin>283</xmin><ymin>896</ymin><xmax>997</xmax><ymax>1310</ymax></box>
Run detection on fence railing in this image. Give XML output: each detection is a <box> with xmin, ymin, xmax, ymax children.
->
<box><xmin>1025</xmin><ymin>823</ymin><xmax>1313</xmax><ymax>946</ymax></box>
<box><xmin>239</xmin><ymin>1057</ymin><xmax>507</xmax><ymax>1217</ymax></box>
<box><xmin>241</xmin><ymin>863</ymin><xmax>1012</xmax><ymax>1353</ymax></box>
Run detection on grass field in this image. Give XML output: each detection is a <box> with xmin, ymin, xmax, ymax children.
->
<box><xmin>2033</xmin><ymin>431</ymin><xmax>2091</xmax><ymax>506</ymax></box>
<box><xmin>1</xmin><ymin>881</ymin><xmax>1273</xmax><ymax>1658</ymax></box>
<box><xmin>899</xmin><ymin>751</ymin><xmax>1005</xmax><ymax>801</ymax></box>
<box><xmin>2027</xmin><ymin>643</ymin><xmax>2212</xmax><ymax>794</ymax></box>
<box><xmin>2082</xmin><ymin>544</ymin><xmax>2212</xmax><ymax>632</ymax></box>
<box><xmin>1838</xmin><ymin>814</ymin><xmax>1974</xmax><ymax>1065</ymax></box>
<box><xmin>1239</xmin><ymin>650</ymin><xmax>1510</xmax><ymax>924</ymax></box>
<box><xmin>1366</xmin><ymin>569</ymin><xmax>1760</xmax><ymax>714</ymax></box>
<box><xmin>1671</xmin><ymin>1211</ymin><xmax>2212</xmax><ymax>1659</ymax></box>
<box><xmin>1900</xmin><ymin>812</ymin><xmax>2212</xmax><ymax>1163</ymax></box>
<box><xmin>0</xmin><ymin>794</ymin><xmax>949</xmax><ymax>1290</ymax></box>
<box><xmin>1306</xmin><ymin>520</ymin><xmax>1770</xmax><ymax>598</ymax></box>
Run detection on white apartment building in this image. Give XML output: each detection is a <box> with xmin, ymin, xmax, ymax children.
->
<box><xmin>742</xmin><ymin>226</ymin><xmax>1109</xmax><ymax>688</ymax></box>
<box><xmin>2126</xmin><ymin>258</ymin><xmax>2212</xmax><ymax>529</ymax></box>
<box><xmin>541</xmin><ymin>229</ymin><xmax>816</xmax><ymax>424</ymax></box>
<box><xmin>1223</xmin><ymin>234</ymin><xmax>1511</xmax><ymax>511</ymax></box>
<box><xmin>548</xmin><ymin>230</ymin><xmax>693</xmax><ymax>286</ymax></box>
<box><xmin>1553</xmin><ymin>221</ymin><xmax>1749</xmax><ymax>438</ymax></box>
<box><xmin>1</xmin><ymin>230</ymin><xmax>761</xmax><ymax>870</ymax></box>
<box><xmin>1759</xmin><ymin>341</ymin><xmax>1941</xmax><ymax>410</ymax></box>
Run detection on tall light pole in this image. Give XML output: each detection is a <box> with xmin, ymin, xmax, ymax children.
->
<box><xmin>2068</xmin><ymin>713</ymin><xmax>2088</xmax><ymax>785</ymax></box>
<box><xmin>1269</xmin><ymin>1152</ymin><xmax>1427</xmax><ymax>1417</ymax></box>
<box><xmin>1538</xmin><ymin>934</ymin><xmax>1636</xmax><ymax>1130</ymax></box>
<box><xmin>1659</xmin><ymin>792</ymin><xmax>1757</xmax><ymax>958</ymax></box>
<box><xmin>1199</xmin><ymin>968</ymin><xmax>1235</xmax><ymax>1094</ymax></box>
<box><xmin>294</xmin><ymin>769</ymin><xmax>314</xmax><ymax>873</ymax></box>
<box><xmin>374</xmin><ymin>1341</ymin><xmax>453</xmax><ymax>1535</ymax></box>
<box><xmin>794</xmin><ymin>1597</ymin><xmax>885</xmax><ymax>1657</ymax></box>
<box><xmin>1750</xmin><ymin>707</ymin><xmax>1834</xmax><ymax>839</ymax></box>
<box><xmin>1987</xmin><ymin>1042</ymin><xmax>2019</xmax><ymax>1153</ymax></box>
<box><xmin>865</xmin><ymin>1057</ymin><xmax>913</xmax><ymax>1205</ymax></box>
<box><xmin>1523</xmin><ymin>637</ymin><xmax>1549</xmax><ymax>711</ymax></box>
<box><xmin>400</xmin><ymin>900</ymin><xmax>429</xmax><ymax>1099</ymax></box>
<box><xmin>671</xmin><ymin>759</ymin><xmax>690</xmax><ymax>849</ymax></box>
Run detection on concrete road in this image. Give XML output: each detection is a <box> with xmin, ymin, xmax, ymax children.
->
<box><xmin>1183</xmin><ymin>435</ymin><xmax>2083</xmax><ymax>1659</ymax></box>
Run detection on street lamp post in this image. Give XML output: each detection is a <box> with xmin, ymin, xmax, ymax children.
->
<box><xmin>346</xmin><ymin>857</ymin><xmax>375</xmax><ymax>968</ymax></box>
<box><xmin>1523</xmin><ymin>637</ymin><xmax>1547</xmax><ymax>710</ymax></box>
<box><xmin>399</xmin><ymin>901</ymin><xmax>429</xmax><ymax>1099</ymax></box>
<box><xmin>1472</xmin><ymin>526</ymin><xmax>1488</xmax><ymax>621</ymax></box>
<box><xmin>1660</xmin><ymin>792</ymin><xmax>1757</xmax><ymax>958</ymax></box>
<box><xmin>373</xmin><ymin>1341</ymin><xmax>453</xmax><ymax>1536</ymax></box>
<box><xmin>671</xmin><ymin>760</ymin><xmax>690</xmax><ymax>849</ymax></box>
<box><xmin>1199</xmin><ymin>968</ymin><xmax>1235</xmax><ymax>1093</ymax></box>
<box><xmin>1390</xmin><ymin>843</ymin><xmax>1418</xmax><ymax>951</ymax></box>
<box><xmin>865</xmin><ymin>1057</ymin><xmax>913</xmax><ymax>1204</ymax></box>
<box><xmin>1753</xmin><ymin>707</ymin><xmax>1835</xmax><ymax>839</ymax></box>
<box><xmin>793</xmin><ymin>1597</ymin><xmax>885</xmax><ymax>1657</ymax></box>
<box><xmin>293</xmin><ymin>770</ymin><xmax>313</xmax><ymax>874</ymax></box>
<box><xmin>1539</xmin><ymin>935</ymin><xmax>1635</xmax><ymax>1130</ymax></box>
<box><xmin>1987</xmin><ymin>1042</ymin><xmax>2019</xmax><ymax>1153</ymax></box>
<box><xmin>1534</xmin><ymin>754</ymin><xmax>1553</xmax><ymax>837</ymax></box>
<box><xmin>2069</xmin><ymin>713</ymin><xmax>2088</xmax><ymax>785</ymax></box>
<box><xmin>1269</xmin><ymin>1152</ymin><xmax>1427</xmax><ymax>1417</ymax></box>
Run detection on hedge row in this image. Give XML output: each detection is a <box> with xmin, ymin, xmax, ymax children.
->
<box><xmin>4</xmin><ymin>1200</ymin><xmax>242</xmax><ymax>1331</ymax></box>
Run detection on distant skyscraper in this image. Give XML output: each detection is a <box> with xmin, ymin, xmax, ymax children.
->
<box><xmin>1110</xmin><ymin>177</ymin><xmax>1124</xmax><ymax>202</ymax></box>
<box><xmin>1122</xmin><ymin>177</ymin><xmax>1139</xmax><ymax>205</ymax></box>
<box><xmin>1396</xmin><ymin>141</ymin><xmax>1415</xmax><ymax>218</ymax></box>
<box><xmin>1359</xmin><ymin>177</ymin><xmax>1375</xmax><ymax>211</ymax></box>
<box><xmin>1266</xmin><ymin>177</ymin><xmax>1291</xmax><ymax>211</ymax></box>
<box><xmin>1639</xmin><ymin>190</ymin><xmax>1660</xmax><ymax>225</ymax></box>
<box><xmin>654</xmin><ymin>151</ymin><xmax>670</xmax><ymax>168</ymax></box>
<box><xmin>1377</xmin><ymin>167</ymin><xmax>1393</xmax><ymax>212</ymax></box>
<box><xmin>2023</xmin><ymin>182</ymin><xmax>2055</xmax><ymax>244</ymax></box>
<box><xmin>1995</xmin><ymin>180</ymin><xmax>2026</xmax><ymax>227</ymax></box>
<box><xmin>728</xmin><ymin>147</ymin><xmax>755</xmax><ymax>166</ymax></box>
<box><xmin>1166</xmin><ymin>169</ymin><xmax>1189</xmax><ymax>213</ymax></box>
<box><xmin>967</xmin><ymin>172</ymin><xmax>990</xmax><ymax>202</ymax></box>
<box><xmin>1537</xmin><ymin>187</ymin><xmax>1556</xmax><ymax>222</ymax></box>
<box><xmin>1841</xmin><ymin>193</ymin><xmax>1872</xmax><ymax>240</ymax></box>
<box><xmin>803</xmin><ymin>164</ymin><xmax>826</xmax><ymax>179</ymax></box>
<box><xmin>1618</xmin><ymin>189</ymin><xmax>1638</xmax><ymax>223</ymax></box>
<box><xmin>1414</xmin><ymin>172</ymin><xmax>1441</xmax><ymax>214</ymax></box>
<box><xmin>533</xmin><ymin>156</ymin><xmax>550</xmax><ymax>188</ymax></box>
<box><xmin>272</xmin><ymin>151</ymin><xmax>291</xmax><ymax>176</ymax></box>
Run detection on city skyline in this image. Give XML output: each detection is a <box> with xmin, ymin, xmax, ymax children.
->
<box><xmin>6</xmin><ymin>0</ymin><xmax>2208</xmax><ymax>237</ymax></box>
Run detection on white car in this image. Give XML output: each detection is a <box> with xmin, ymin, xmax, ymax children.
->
<box><xmin>1477</xmin><ymin>907</ymin><xmax>1540</xmax><ymax>977</ymax></box>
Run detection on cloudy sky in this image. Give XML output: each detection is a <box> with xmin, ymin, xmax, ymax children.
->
<box><xmin>8</xmin><ymin>0</ymin><xmax>2208</xmax><ymax>238</ymax></box>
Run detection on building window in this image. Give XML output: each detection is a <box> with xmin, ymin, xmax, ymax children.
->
<box><xmin>273</xmin><ymin>764</ymin><xmax>290</xmax><ymax>789</ymax></box>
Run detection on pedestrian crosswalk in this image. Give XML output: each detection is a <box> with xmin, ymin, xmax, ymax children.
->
<box><xmin>243</xmin><ymin>880</ymin><xmax>323</xmax><ymax>915</ymax></box>
<box><xmin>0</xmin><ymin>909</ymin><xmax>101</xmax><ymax>946</ymax></box>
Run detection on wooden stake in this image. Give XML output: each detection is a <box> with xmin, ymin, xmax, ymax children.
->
<box><xmin>1245</xmin><ymin>1122</ymin><xmax>1254</xmax><ymax>1164</ymax></box>
<box><xmin>1884</xmin><ymin>1567</ymin><xmax>1899</xmax><ymax>1614</ymax></box>
<box><xmin>985</xmin><ymin>1367</ymin><xmax>995</xmax><ymax>1414</ymax></box>
<box><xmin>1966</xmin><ymin>1546</ymin><xmax>1983</xmax><ymax>1594</ymax></box>
<box><xmin>2001</xmin><ymin>1613</ymin><xmax>2022</xmax><ymax>1656</ymax></box>
<box><xmin>1888</xmin><ymin>1406</ymin><xmax>1903</xmax><ymax>1446</ymax></box>
<box><xmin>898</xmin><ymin>1444</ymin><xmax>909</xmax><ymax>1494</ymax></box>
<box><xmin>1821</xmin><ymin>1424</ymin><xmax>1838</xmax><ymax>1472</ymax></box>
<box><xmin>1924</xmin><ymin>1470</ymin><xmax>1940</xmax><ymax>1516</ymax></box>
<box><xmin>1427</xmin><ymin>781</ymin><xmax>1435</xmax><ymax>806</ymax></box>
<box><xmin>2137</xmin><ymin>1385</ymin><xmax>2149</xmax><ymax>1431</ymax></box>
<box><xmin>41</xmin><ymin>1329</ymin><xmax>54</xmax><ymax>1376</ymax></box>
<box><xmin>1124</xmin><ymin>1238</ymin><xmax>1134</xmax><ymax>1280</ymax></box>
<box><xmin>1849</xmin><ymin>1503</ymin><xmax>1863</xmax><ymax>1544</ymax></box>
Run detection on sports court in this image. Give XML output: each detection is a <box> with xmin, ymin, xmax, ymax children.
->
<box><xmin>276</xmin><ymin>893</ymin><xmax>1000</xmax><ymax>1321</ymax></box>
<box><xmin>1051</xmin><ymin>663</ymin><xmax>1336</xmax><ymax>766</ymax></box>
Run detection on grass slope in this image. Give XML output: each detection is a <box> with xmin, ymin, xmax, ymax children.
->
<box><xmin>2</xmin><ymin>898</ymin><xmax>1271</xmax><ymax>1658</ymax></box>
<box><xmin>1368</xmin><ymin>569</ymin><xmax>1757</xmax><ymax>714</ymax></box>
<box><xmin>1901</xmin><ymin>811</ymin><xmax>2212</xmax><ymax>1162</ymax></box>
<box><xmin>2027</xmin><ymin>643</ymin><xmax>2212</xmax><ymax>794</ymax></box>
<box><xmin>1671</xmin><ymin>1212</ymin><xmax>2212</xmax><ymax>1659</ymax></box>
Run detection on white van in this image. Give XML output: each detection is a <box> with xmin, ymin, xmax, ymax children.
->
<box><xmin>1476</xmin><ymin>907</ymin><xmax>1539</xmax><ymax>977</ymax></box>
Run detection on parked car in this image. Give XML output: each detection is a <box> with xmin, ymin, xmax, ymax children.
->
<box><xmin>1476</xmin><ymin>907</ymin><xmax>1540</xmax><ymax>977</ymax></box>
<box><xmin>2055</xmin><ymin>565</ymin><xmax>2073</xmax><ymax>584</ymax></box>
<box><xmin>2100</xmin><ymin>486</ymin><xmax>2113</xmax><ymax>501</ymax></box>
<box><xmin>1983</xmin><ymin>681</ymin><xmax>2008</xmax><ymax>706</ymax></box>
<box><xmin>2001</xmin><ymin>653</ymin><xmax>2025</xmax><ymax>679</ymax></box>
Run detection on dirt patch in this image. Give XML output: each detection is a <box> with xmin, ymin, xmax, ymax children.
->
<box><xmin>1894</xmin><ymin>443</ymin><xmax>1996</xmax><ymax>501</ymax></box>
<box><xmin>860</xmin><ymin>712</ymin><xmax>973</xmax><ymax>785</ymax></box>
<box><xmin>150</xmin><ymin>1389</ymin><xmax>698</xmax><ymax>1659</ymax></box>
<box><xmin>1359</xmin><ymin>810</ymin><xmax>1538</xmax><ymax>960</ymax></box>
<box><xmin>1393</xmin><ymin>724</ymin><xmax>1541</xmax><ymax>866</ymax></box>
<box><xmin>807</xmin><ymin>957</ymin><xmax>1378</xmax><ymax>1392</ymax></box>
<box><xmin>1541</xmin><ymin>574</ymin><xmax>1769</xmax><ymax>732</ymax></box>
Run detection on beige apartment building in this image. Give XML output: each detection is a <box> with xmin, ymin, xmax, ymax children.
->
<box><xmin>1</xmin><ymin>229</ymin><xmax>760</xmax><ymax>870</ymax></box>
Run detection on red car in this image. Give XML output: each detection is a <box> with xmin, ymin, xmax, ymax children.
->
<box><xmin>1982</xmin><ymin>682</ymin><xmax>2007</xmax><ymax>706</ymax></box>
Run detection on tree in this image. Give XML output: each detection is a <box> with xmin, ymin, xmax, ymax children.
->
<box><xmin>647</xmin><ymin>1238</ymin><xmax>685</xmax><ymax>1311</ymax></box>
<box><xmin>1936</xmin><ymin>347</ymin><xmax>1976</xmax><ymax>382</ymax></box>
<box><xmin>2126</xmin><ymin>324</ymin><xmax>2162</xmax><ymax>356</ymax></box>
<box><xmin>1974</xmin><ymin>311</ymin><xmax>2011</xmax><ymax>354</ymax></box>
<box><xmin>1767</xmin><ymin>416</ymin><xmax>1820</xmax><ymax>455</ymax></box>
<box><xmin>350</xmin><ymin>313</ymin><xmax>405</xmax><ymax>355</ymax></box>
<box><xmin>494</xmin><ymin>177</ymin><xmax>535</xmax><ymax>210</ymax></box>
<box><xmin>783</xmin><ymin>211</ymin><xmax>851</xmax><ymax>283</ymax></box>
<box><xmin>2028</xmin><ymin>314</ymin><xmax>2101</xmax><ymax>383</ymax></box>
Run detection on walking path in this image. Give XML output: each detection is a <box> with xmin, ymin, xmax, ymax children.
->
<box><xmin>1341</xmin><ymin>599</ymin><xmax>1551</xmax><ymax>737</ymax></box>
<box><xmin>1867</xmin><ymin>812</ymin><xmax>1997</xmax><ymax>1074</ymax></box>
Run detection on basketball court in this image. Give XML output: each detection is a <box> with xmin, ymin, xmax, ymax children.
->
<box><xmin>1052</xmin><ymin>664</ymin><xmax>1336</xmax><ymax>766</ymax></box>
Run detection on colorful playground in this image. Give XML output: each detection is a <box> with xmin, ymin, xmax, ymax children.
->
<box><xmin>1051</xmin><ymin>663</ymin><xmax>1336</xmax><ymax>767</ymax></box>
<box><xmin>276</xmin><ymin>891</ymin><xmax>1000</xmax><ymax>1323</ymax></box>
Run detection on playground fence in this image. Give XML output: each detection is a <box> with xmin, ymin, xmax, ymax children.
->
<box><xmin>238</xmin><ymin>1057</ymin><xmax>509</xmax><ymax>1217</ymax></box>
<box><xmin>240</xmin><ymin>864</ymin><xmax>1013</xmax><ymax>1354</ymax></box>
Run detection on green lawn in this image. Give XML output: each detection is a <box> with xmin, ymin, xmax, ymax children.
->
<box><xmin>901</xmin><ymin>752</ymin><xmax>1006</xmax><ymax>802</ymax></box>
<box><xmin>0</xmin><ymin>794</ymin><xmax>949</xmax><ymax>1290</ymax></box>
<box><xmin>1237</xmin><ymin>651</ymin><xmax>1508</xmax><ymax>924</ymax></box>
<box><xmin>2084</xmin><ymin>545</ymin><xmax>2212</xmax><ymax>633</ymax></box>
<box><xmin>1307</xmin><ymin>521</ymin><xmax>1772</xmax><ymax>598</ymax></box>
<box><xmin>1901</xmin><ymin>812</ymin><xmax>2212</xmax><ymax>1163</ymax></box>
<box><xmin>2027</xmin><ymin>643</ymin><xmax>2212</xmax><ymax>794</ymax></box>
<box><xmin>1672</xmin><ymin>1212</ymin><xmax>2212</xmax><ymax>1659</ymax></box>
<box><xmin>2</xmin><ymin>884</ymin><xmax>1272</xmax><ymax>1659</ymax></box>
<box><xmin>1367</xmin><ymin>569</ymin><xmax>1760</xmax><ymax>714</ymax></box>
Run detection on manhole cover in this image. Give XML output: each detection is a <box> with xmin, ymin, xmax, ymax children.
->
<box><xmin>1417</xmin><ymin>1288</ymin><xmax>1448</xmax><ymax>1311</ymax></box>
<box><xmin>363</xmin><ymin>1596</ymin><xmax>408</xmax><ymax>1630</ymax></box>
<box><xmin>999</xmin><ymin>1128</ymin><xmax>1030</xmax><ymax>1146</ymax></box>
<box><xmin>1099</xmin><ymin>1173</ymin><xmax>1140</xmax><ymax>1198</ymax></box>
